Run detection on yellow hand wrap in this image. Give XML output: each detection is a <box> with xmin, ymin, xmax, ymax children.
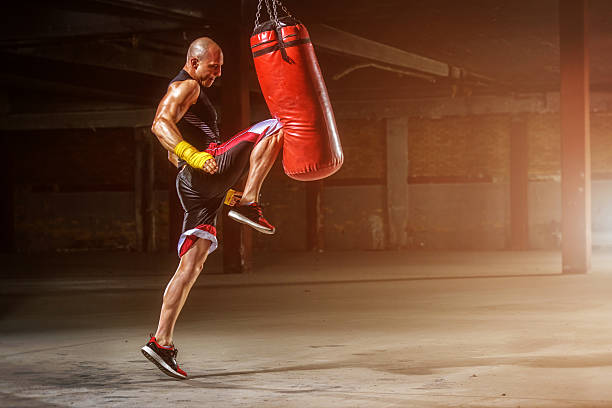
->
<box><xmin>174</xmin><ymin>141</ymin><xmax>213</xmax><ymax>169</ymax></box>
<box><xmin>224</xmin><ymin>189</ymin><xmax>237</xmax><ymax>206</ymax></box>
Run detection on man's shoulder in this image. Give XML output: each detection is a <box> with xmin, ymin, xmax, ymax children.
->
<box><xmin>169</xmin><ymin>78</ymin><xmax>200</xmax><ymax>92</ymax></box>
<box><xmin>167</xmin><ymin>79</ymin><xmax>201</xmax><ymax>102</ymax></box>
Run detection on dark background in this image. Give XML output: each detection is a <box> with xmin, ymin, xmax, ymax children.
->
<box><xmin>1</xmin><ymin>0</ymin><xmax>611</xmax><ymax>256</ymax></box>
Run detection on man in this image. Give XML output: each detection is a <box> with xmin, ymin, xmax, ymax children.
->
<box><xmin>140</xmin><ymin>37</ymin><xmax>283</xmax><ymax>379</ymax></box>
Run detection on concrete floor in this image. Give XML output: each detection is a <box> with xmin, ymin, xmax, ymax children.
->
<box><xmin>2</xmin><ymin>250</ymin><xmax>612</xmax><ymax>407</ymax></box>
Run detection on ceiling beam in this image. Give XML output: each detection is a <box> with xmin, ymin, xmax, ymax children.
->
<box><xmin>0</xmin><ymin>108</ymin><xmax>156</xmax><ymax>130</ymax></box>
<box><xmin>4</xmin><ymin>3</ymin><xmax>483</xmax><ymax>83</ymax></box>
<box><xmin>331</xmin><ymin>91</ymin><xmax>612</xmax><ymax>119</ymax></box>
<box><xmin>4</xmin><ymin>2</ymin><xmax>496</xmax><ymax>89</ymax></box>
<box><xmin>8</xmin><ymin>41</ymin><xmax>181</xmax><ymax>79</ymax></box>
<box><xmin>87</xmin><ymin>0</ymin><xmax>209</xmax><ymax>21</ymax></box>
<box><xmin>309</xmin><ymin>24</ymin><xmax>450</xmax><ymax>78</ymax></box>
<box><xmin>0</xmin><ymin>73</ymin><xmax>156</xmax><ymax>104</ymax></box>
<box><xmin>1</xmin><ymin>9</ymin><xmax>190</xmax><ymax>47</ymax></box>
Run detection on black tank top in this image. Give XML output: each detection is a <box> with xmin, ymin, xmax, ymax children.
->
<box><xmin>169</xmin><ymin>70</ymin><xmax>221</xmax><ymax>154</ymax></box>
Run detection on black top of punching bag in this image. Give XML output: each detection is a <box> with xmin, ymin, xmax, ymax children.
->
<box><xmin>169</xmin><ymin>70</ymin><xmax>221</xmax><ymax>159</ymax></box>
<box><xmin>252</xmin><ymin>16</ymin><xmax>301</xmax><ymax>36</ymax></box>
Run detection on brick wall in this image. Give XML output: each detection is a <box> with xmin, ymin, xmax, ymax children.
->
<box><xmin>526</xmin><ymin>112</ymin><xmax>612</xmax><ymax>178</ymax></box>
<box><xmin>327</xmin><ymin>117</ymin><xmax>386</xmax><ymax>181</ymax></box>
<box><xmin>407</xmin><ymin>115</ymin><xmax>510</xmax><ymax>182</ymax></box>
<box><xmin>11</xmin><ymin>128</ymin><xmax>170</xmax><ymax>252</ymax></box>
<box><xmin>317</xmin><ymin>118</ymin><xmax>387</xmax><ymax>250</ymax></box>
<box><xmin>591</xmin><ymin>113</ymin><xmax>612</xmax><ymax>176</ymax></box>
<box><xmin>527</xmin><ymin>113</ymin><xmax>561</xmax><ymax>178</ymax></box>
<box><xmin>9</xmin><ymin>112</ymin><xmax>612</xmax><ymax>252</ymax></box>
<box><xmin>320</xmin><ymin>112</ymin><xmax>612</xmax><ymax>250</ymax></box>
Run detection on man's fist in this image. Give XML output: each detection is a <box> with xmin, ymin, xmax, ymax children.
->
<box><xmin>201</xmin><ymin>156</ymin><xmax>218</xmax><ymax>174</ymax></box>
<box><xmin>174</xmin><ymin>141</ymin><xmax>217</xmax><ymax>174</ymax></box>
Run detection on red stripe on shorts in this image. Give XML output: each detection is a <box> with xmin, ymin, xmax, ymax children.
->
<box><xmin>205</xmin><ymin>130</ymin><xmax>266</xmax><ymax>156</ymax></box>
<box><xmin>178</xmin><ymin>224</ymin><xmax>217</xmax><ymax>258</ymax></box>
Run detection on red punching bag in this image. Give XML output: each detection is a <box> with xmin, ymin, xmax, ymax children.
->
<box><xmin>250</xmin><ymin>6</ymin><xmax>343</xmax><ymax>181</ymax></box>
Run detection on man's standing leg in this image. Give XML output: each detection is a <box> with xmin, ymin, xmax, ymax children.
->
<box><xmin>156</xmin><ymin>237</ymin><xmax>211</xmax><ymax>344</ymax></box>
<box><xmin>141</xmin><ymin>237</ymin><xmax>211</xmax><ymax>379</ymax></box>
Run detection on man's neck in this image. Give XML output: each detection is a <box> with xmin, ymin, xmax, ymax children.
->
<box><xmin>183</xmin><ymin>66</ymin><xmax>199</xmax><ymax>84</ymax></box>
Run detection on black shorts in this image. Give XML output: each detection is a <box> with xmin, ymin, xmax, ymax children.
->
<box><xmin>176</xmin><ymin>119</ymin><xmax>282</xmax><ymax>257</ymax></box>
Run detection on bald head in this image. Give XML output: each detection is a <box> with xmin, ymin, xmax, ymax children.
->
<box><xmin>187</xmin><ymin>37</ymin><xmax>220</xmax><ymax>62</ymax></box>
<box><xmin>184</xmin><ymin>37</ymin><xmax>223</xmax><ymax>88</ymax></box>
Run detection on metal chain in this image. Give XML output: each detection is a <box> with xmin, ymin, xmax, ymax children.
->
<box><xmin>255</xmin><ymin>0</ymin><xmax>292</xmax><ymax>27</ymax></box>
<box><xmin>274</xmin><ymin>0</ymin><xmax>293</xmax><ymax>18</ymax></box>
<box><xmin>255</xmin><ymin>0</ymin><xmax>293</xmax><ymax>27</ymax></box>
<box><xmin>271</xmin><ymin>0</ymin><xmax>280</xmax><ymax>26</ymax></box>
<box><xmin>264</xmin><ymin>0</ymin><xmax>273</xmax><ymax>23</ymax></box>
<box><xmin>255</xmin><ymin>0</ymin><xmax>263</xmax><ymax>26</ymax></box>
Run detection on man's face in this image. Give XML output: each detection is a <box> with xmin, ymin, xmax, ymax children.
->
<box><xmin>194</xmin><ymin>47</ymin><xmax>223</xmax><ymax>88</ymax></box>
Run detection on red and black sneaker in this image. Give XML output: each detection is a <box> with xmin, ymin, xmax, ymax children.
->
<box><xmin>141</xmin><ymin>336</ymin><xmax>188</xmax><ymax>379</ymax></box>
<box><xmin>228</xmin><ymin>202</ymin><xmax>275</xmax><ymax>234</ymax></box>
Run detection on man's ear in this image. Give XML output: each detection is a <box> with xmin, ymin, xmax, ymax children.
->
<box><xmin>190</xmin><ymin>57</ymin><xmax>199</xmax><ymax>70</ymax></box>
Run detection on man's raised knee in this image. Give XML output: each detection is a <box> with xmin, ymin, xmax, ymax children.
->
<box><xmin>272</xmin><ymin>129</ymin><xmax>284</xmax><ymax>143</ymax></box>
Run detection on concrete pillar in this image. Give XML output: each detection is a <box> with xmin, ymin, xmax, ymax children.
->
<box><xmin>306</xmin><ymin>181</ymin><xmax>324</xmax><ymax>251</ymax></box>
<box><xmin>510</xmin><ymin>115</ymin><xmax>529</xmax><ymax>250</ymax></box>
<box><xmin>0</xmin><ymin>134</ymin><xmax>14</xmax><ymax>252</ymax></box>
<box><xmin>220</xmin><ymin>0</ymin><xmax>252</xmax><ymax>273</ymax></box>
<box><xmin>134</xmin><ymin>127</ymin><xmax>156</xmax><ymax>252</ymax></box>
<box><xmin>559</xmin><ymin>0</ymin><xmax>591</xmax><ymax>273</ymax></box>
<box><xmin>385</xmin><ymin>117</ymin><xmax>409</xmax><ymax>248</ymax></box>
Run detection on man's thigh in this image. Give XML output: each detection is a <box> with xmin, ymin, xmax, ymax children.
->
<box><xmin>207</xmin><ymin>119</ymin><xmax>283</xmax><ymax>181</ymax></box>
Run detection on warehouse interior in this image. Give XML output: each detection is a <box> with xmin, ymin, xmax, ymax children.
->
<box><xmin>2</xmin><ymin>0</ymin><xmax>612</xmax><ymax>406</ymax></box>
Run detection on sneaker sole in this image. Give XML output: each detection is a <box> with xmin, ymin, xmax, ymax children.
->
<box><xmin>227</xmin><ymin>210</ymin><xmax>275</xmax><ymax>235</ymax></box>
<box><xmin>141</xmin><ymin>345</ymin><xmax>187</xmax><ymax>380</ymax></box>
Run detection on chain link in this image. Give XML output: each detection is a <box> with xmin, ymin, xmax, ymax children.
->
<box><xmin>254</xmin><ymin>0</ymin><xmax>293</xmax><ymax>29</ymax></box>
<box><xmin>275</xmin><ymin>0</ymin><xmax>292</xmax><ymax>18</ymax></box>
<box><xmin>255</xmin><ymin>0</ymin><xmax>263</xmax><ymax>26</ymax></box>
<box><xmin>264</xmin><ymin>0</ymin><xmax>273</xmax><ymax>23</ymax></box>
<box><xmin>271</xmin><ymin>0</ymin><xmax>280</xmax><ymax>26</ymax></box>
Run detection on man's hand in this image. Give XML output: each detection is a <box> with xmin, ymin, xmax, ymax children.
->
<box><xmin>174</xmin><ymin>141</ymin><xmax>218</xmax><ymax>174</ymax></box>
<box><xmin>201</xmin><ymin>156</ymin><xmax>218</xmax><ymax>174</ymax></box>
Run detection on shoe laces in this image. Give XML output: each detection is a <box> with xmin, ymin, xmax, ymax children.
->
<box><xmin>248</xmin><ymin>203</ymin><xmax>263</xmax><ymax>216</ymax></box>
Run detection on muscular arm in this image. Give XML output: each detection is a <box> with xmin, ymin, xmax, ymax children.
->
<box><xmin>152</xmin><ymin>80</ymin><xmax>217</xmax><ymax>173</ymax></box>
<box><xmin>151</xmin><ymin>80</ymin><xmax>200</xmax><ymax>154</ymax></box>
<box><xmin>168</xmin><ymin>151</ymin><xmax>180</xmax><ymax>168</ymax></box>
